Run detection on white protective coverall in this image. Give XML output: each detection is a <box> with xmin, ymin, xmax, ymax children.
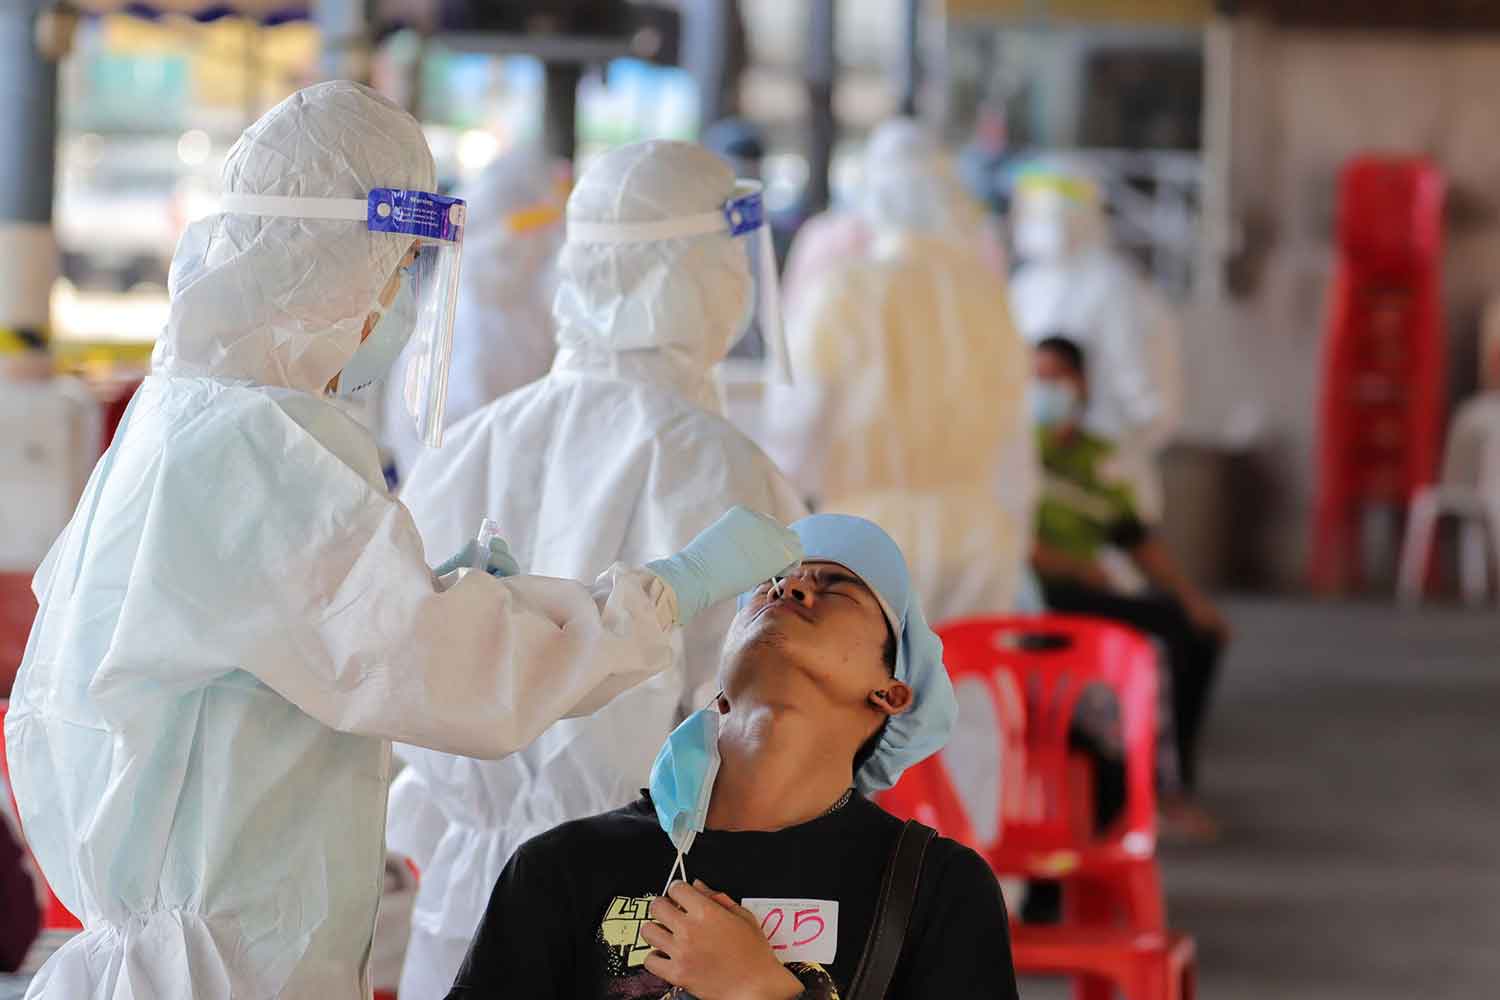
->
<box><xmin>3</xmin><ymin>82</ymin><xmax>682</xmax><ymax>1000</ymax></box>
<box><xmin>1009</xmin><ymin>169</ymin><xmax>1183</xmax><ymax>519</ymax></box>
<box><xmin>764</xmin><ymin>119</ymin><xmax>1033</xmax><ymax>622</ymax></box>
<box><xmin>386</xmin><ymin>140</ymin><xmax>807</xmax><ymax>1000</ymax></box>
<box><xmin>379</xmin><ymin>148</ymin><xmax>566</xmax><ymax>479</ymax></box>
<box><xmin>780</xmin><ymin>207</ymin><xmax>871</xmax><ymax>317</ymax></box>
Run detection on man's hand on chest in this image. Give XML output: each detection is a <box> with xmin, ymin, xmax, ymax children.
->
<box><xmin>640</xmin><ymin>880</ymin><xmax>806</xmax><ymax>1000</ymax></box>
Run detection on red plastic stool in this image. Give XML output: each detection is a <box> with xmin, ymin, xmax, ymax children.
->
<box><xmin>1311</xmin><ymin>156</ymin><xmax>1446</xmax><ymax>592</ymax></box>
<box><xmin>0</xmin><ymin>701</ymin><xmax>83</xmax><ymax>932</ymax></box>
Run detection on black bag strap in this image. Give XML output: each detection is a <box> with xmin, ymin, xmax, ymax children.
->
<box><xmin>846</xmin><ymin>819</ymin><xmax>936</xmax><ymax>1000</ymax></box>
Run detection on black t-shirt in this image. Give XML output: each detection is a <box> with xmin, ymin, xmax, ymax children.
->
<box><xmin>446</xmin><ymin>793</ymin><xmax>1018</xmax><ymax>1000</ymax></box>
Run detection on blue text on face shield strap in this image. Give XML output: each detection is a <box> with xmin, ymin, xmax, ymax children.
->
<box><xmin>367</xmin><ymin>189</ymin><xmax>466</xmax><ymax>242</ymax></box>
<box><xmin>723</xmin><ymin>190</ymin><xmax>765</xmax><ymax>237</ymax></box>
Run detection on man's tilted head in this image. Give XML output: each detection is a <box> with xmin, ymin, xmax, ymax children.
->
<box><xmin>717</xmin><ymin>514</ymin><xmax>958</xmax><ymax>793</ymax></box>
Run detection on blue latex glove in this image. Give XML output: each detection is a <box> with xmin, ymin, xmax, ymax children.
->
<box><xmin>646</xmin><ymin>506</ymin><xmax>804</xmax><ymax>626</ymax></box>
<box><xmin>432</xmin><ymin>536</ymin><xmax>521</xmax><ymax>579</ymax></box>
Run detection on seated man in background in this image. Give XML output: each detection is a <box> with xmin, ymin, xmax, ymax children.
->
<box><xmin>1030</xmin><ymin>335</ymin><xmax>1230</xmax><ymax>838</ymax></box>
<box><xmin>446</xmin><ymin>515</ymin><xmax>1018</xmax><ymax>1000</ymax></box>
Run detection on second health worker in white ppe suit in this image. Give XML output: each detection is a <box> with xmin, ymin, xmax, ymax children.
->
<box><xmin>387</xmin><ymin>138</ymin><xmax>808</xmax><ymax>1000</ymax></box>
<box><xmin>4</xmin><ymin>81</ymin><xmax>801</xmax><ymax>1000</ymax></box>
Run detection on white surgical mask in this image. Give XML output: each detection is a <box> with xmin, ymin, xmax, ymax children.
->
<box><xmin>1029</xmin><ymin>380</ymin><xmax>1080</xmax><ymax>428</ymax></box>
<box><xmin>338</xmin><ymin>274</ymin><xmax>417</xmax><ymax>395</ymax></box>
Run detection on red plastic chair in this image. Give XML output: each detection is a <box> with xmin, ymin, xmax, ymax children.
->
<box><xmin>1311</xmin><ymin>156</ymin><xmax>1446</xmax><ymax>593</ymax></box>
<box><xmin>0</xmin><ymin>701</ymin><xmax>83</xmax><ymax>932</ymax></box>
<box><xmin>880</xmin><ymin>615</ymin><xmax>1193</xmax><ymax>1000</ymax></box>
<box><xmin>0</xmin><ymin>574</ymin><xmax>36</xmax><ymax>699</ymax></box>
<box><xmin>949</xmin><ymin>616</ymin><xmax>1162</xmax><ymax>926</ymax></box>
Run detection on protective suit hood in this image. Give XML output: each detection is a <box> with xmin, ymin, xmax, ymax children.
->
<box><xmin>153</xmin><ymin>80</ymin><xmax>437</xmax><ymax>394</ymax></box>
<box><xmin>857</xmin><ymin>117</ymin><xmax>986</xmax><ymax>242</ymax></box>
<box><xmin>551</xmin><ymin>140</ymin><xmax>752</xmax><ymax>408</ymax></box>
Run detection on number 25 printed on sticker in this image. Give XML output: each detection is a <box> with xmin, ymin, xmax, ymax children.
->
<box><xmin>741</xmin><ymin>898</ymin><xmax>839</xmax><ymax>965</ymax></box>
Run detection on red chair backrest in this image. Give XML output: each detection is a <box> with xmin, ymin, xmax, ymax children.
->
<box><xmin>881</xmin><ymin>615</ymin><xmax>1158</xmax><ymax>864</ymax></box>
<box><xmin>1338</xmin><ymin>157</ymin><xmax>1443</xmax><ymax>272</ymax></box>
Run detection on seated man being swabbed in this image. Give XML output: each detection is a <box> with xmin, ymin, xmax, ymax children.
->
<box><xmin>444</xmin><ymin>514</ymin><xmax>1019</xmax><ymax>1000</ymax></box>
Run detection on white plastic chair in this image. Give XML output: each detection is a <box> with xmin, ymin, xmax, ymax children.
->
<box><xmin>1398</xmin><ymin>393</ymin><xmax>1500</xmax><ymax>605</ymax></box>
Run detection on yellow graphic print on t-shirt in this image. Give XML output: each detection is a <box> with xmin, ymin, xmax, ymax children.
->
<box><xmin>600</xmin><ymin>895</ymin><xmax>656</xmax><ymax>971</ymax></box>
<box><xmin>597</xmin><ymin>894</ymin><xmax>842</xmax><ymax>999</ymax></box>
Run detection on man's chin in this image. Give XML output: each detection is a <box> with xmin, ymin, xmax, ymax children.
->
<box><xmin>724</xmin><ymin>614</ymin><xmax>809</xmax><ymax>668</ymax></box>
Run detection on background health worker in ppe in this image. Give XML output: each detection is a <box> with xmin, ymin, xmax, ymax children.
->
<box><xmin>764</xmin><ymin>118</ymin><xmax>1034</xmax><ymax>624</ymax></box>
<box><xmin>3</xmin><ymin>81</ymin><xmax>800</xmax><ymax>1000</ymax></box>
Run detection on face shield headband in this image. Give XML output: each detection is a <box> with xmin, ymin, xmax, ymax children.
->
<box><xmin>218</xmin><ymin>187</ymin><xmax>467</xmax><ymax>448</ymax></box>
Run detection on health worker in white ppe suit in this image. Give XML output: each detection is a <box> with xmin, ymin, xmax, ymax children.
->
<box><xmin>378</xmin><ymin>147</ymin><xmax>568</xmax><ymax>482</ymax></box>
<box><xmin>385</xmin><ymin>139</ymin><xmax>809</xmax><ymax>1000</ymax></box>
<box><xmin>3</xmin><ymin>81</ymin><xmax>802</xmax><ymax>1000</ymax></box>
<box><xmin>763</xmin><ymin>118</ymin><xmax>1034</xmax><ymax>623</ymax></box>
<box><xmin>1008</xmin><ymin>165</ymin><xmax>1183</xmax><ymax>519</ymax></box>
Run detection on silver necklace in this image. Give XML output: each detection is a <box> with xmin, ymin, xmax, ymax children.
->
<box><xmin>821</xmin><ymin>787</ymin><xmax>855</xmax><ymax>817</ymax></box>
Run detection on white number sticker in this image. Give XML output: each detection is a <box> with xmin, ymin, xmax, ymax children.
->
<box><xmin>741</xmin><ymin>897</ymin><xmax>839</xmax><ymax>965</ymax></box>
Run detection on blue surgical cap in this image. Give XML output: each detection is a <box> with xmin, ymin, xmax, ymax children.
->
<box><xmin>743</xmin><ymin>513</ymin><xmax>957</xmax><ymax>794</ymax></box>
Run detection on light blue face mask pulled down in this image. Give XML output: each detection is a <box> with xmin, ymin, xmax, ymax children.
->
<box><xmin>338</xmin><ymin>275</ymin><xmax>417</xmax><ymax>395</ymax></box>
<box><xmin>648</xmin><ymin>705</ymin><xmax>722</xmax><ymax>890</ymax></box>
<box><xmin>1029</xmin><ymin>379</ymin><xmax>1080</xmax><ymax>428</ymax></box>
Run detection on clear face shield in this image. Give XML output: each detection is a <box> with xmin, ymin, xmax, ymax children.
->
<box><xmin>565</xmin><ymin>179</ymin><xmax>790</xmax><ymax>382</ymax></box>
<box><xmin>1011</xmin><ymin>173</ymin><xmax>1102</xmax><ymax>265</ymax></box>
<box><xmin>218</xmin><ymin>187</ymin><xmax>467</xmax><ymax>448</ymax></box>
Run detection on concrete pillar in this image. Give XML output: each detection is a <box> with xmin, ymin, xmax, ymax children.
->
<box><xmin>802</xmin><ymin>0</ymin><xmax>835</xmax><ymax>217</ymax></box>
<box><xmin>543</xmin><ymin>64</ymin><xmax>581</xmax><ymax>163</ymax></box>
<box><xmin>0</xmin><ymin>0</ymin><xmax>59</xmax><ymax>352</ymax></box>
<box><xmin>897</xmin><ymin>0</ymin><xmax>921</xmax><ymax>116</ymax></box>
<box><xmin>1198</xmin><ymin>13</ymin><xmax>1235</xmax><ymax>305</ymax></box>
<box><xmin>682</xmin><ymin>0</ymin><xmax>748</xmax><ymax>127</ymax></box>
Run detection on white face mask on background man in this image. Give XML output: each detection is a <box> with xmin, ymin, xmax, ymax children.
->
<box><xmin>1029</xmin><ymin>379</ymin><xmax>1081</xmax><ymax>429</ymax></box>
